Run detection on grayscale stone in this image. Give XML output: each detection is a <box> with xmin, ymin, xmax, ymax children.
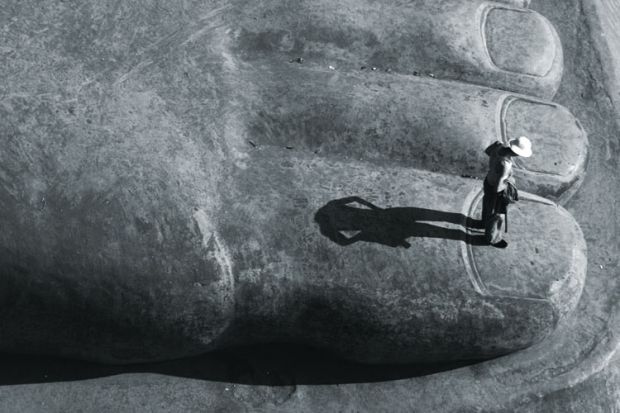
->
<box><xmin>240</xmin><ymin>68</ymin><xmax>587</xmax><ymax>199</ymax></box>
<box><xmin>234</xmin><ymin>0</ymin><xmax>563</xmax><ymax>98</ymax></box>
<box><xmin>0</xmin><ymin>135</ymin><xmax>588</xmax><ymax>363</ymax></box>
<box><xmin>2</xmin><ymin>0</ymin><xmax>618</xmax><ymax>411</ymax></box>
<box><xmin>0</xmin><ymin>0</ymin><xmax>586</xmax><ymax>363</ymax></box>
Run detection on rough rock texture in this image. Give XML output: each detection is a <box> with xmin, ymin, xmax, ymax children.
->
<box><xmin>0</xmin><ymin>0</ymin><xmax>618</xmax><ymax>411</ymax></box>
<box><xmin>485</xmin><ymin>6</ymin><xmax>557</xmax><ymax>77</ymax></box>
<box><xmin>220</xmin><ymin>152</ymin><xmax>585</xmax><ymax>363</ymax></box>
<box><xmin>241</xmin><ymin>68</ymin><xmax>587</xmax><ymax>199</ymax></box>
<box><xmin>233</xmin><ymin>0</ymin><xmax>563</xmax><ymax>98</ymax></box>
<box><xmin>0</xmin><ymin>0</ymin><xmax>587</xmax><ymax>364</ymax></box>
<box><xmin>0</xmin><ymin>144</ymin><xmax>587</xmax><ymax>363</ymax></box>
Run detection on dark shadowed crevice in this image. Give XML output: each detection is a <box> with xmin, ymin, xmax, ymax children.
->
<box><xmin>0</xmin><ymin>344</ymin><xmax>488</xmax><ymax>386</ymax></box>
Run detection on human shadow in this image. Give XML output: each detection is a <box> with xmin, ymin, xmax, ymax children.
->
<box><xmin>0</xmin><ymin>198</ymin><xmax>491</xmax><ymax>387</ymax></box>
<box><xmin>314</xmin><ymin>196</ymin><xmax>486</xmax><ymax>248</ymax></box>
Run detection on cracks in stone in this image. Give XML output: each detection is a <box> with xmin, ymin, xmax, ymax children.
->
<box><xmin>577</xmin><ymin>0</ymin><xmax>616</xmax><ymax>111</ymax></box>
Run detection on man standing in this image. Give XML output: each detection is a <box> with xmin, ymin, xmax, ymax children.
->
<box><xmin>482</xmin><ymin>136</ymin><xmax>532</xmax><ymax>244</ymax></box>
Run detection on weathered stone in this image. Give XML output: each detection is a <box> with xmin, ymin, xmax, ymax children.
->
<box><xmin>485</xmin><ymin>6</ymin><xmax>558</xmax><ymax>77</ymax></box>
<box><xmin>242</xmin><ymin>66</ymin><xmax>587</xmax><ymax>199</ymax></box>
<box><xmin>0</xmin><ymin>0</ymin><xmax>587</xmax><ymax>368</ymax></box>
<box><xmin>5</xmin><ymin>0</ymin><xmax>620</xmax><ymax>411</ymax></box>
<box><xmin>233</xmin><ymin>0</ymin><xmax>563</xmax><ymax>98</ymax></box>
<box><xmin>0</xmin><ymin>138</ymin><xmax>587</xmax><ymax>363</ymax></box>
<box><xmin>221</xmin><ymin>150</ymin><xmax>586</xmax><ymax>363</ymax></box>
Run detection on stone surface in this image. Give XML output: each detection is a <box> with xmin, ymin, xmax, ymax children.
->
<box><xmin>1</xmin><ymin>0</ymin><xmax>619</xmax><ymax>411</ymax></box>
<box><xmin>0</xmin><ymin>143</ymin><xmax>588</xmax><ymax>363</ymax></box>
<box><xmin>220</xmin><ymin>150</ymin><xmax>586</xmax><ymax>363</ymax></box>
<box><xmin>243</xmin><ymin>67</ymin><xmax>587</xmax><ymax>199</ymax></box>
<box><xmin>502</xmin><ymin>97</ymin><xmax>587</xmax><ymax>191</ymax></box>
<box><xmin>485</xmin><ymin>7</ymin><xmax>557</xmax><ymax>76</ymax></box>
<box><xmin>0</xmin><ymin>0</ymin><xmax>587</xmax><ymax>364</ymax></box>
<box><xmin>233</xmin><ymin>0</ymin><xmax>563</xmax><ymax>98</ymax></box>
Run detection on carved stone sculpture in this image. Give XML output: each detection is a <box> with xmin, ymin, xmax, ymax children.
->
<box><xmin>1</xmin><ymin>0</ymin><xmax>617</xmax><ymax>411</ymax></box>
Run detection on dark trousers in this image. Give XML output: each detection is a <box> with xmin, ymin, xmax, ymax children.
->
<box><xmin>482</xmin><ymin>179</ymin><xmax>504</xmax><ymax>225</ymax></box>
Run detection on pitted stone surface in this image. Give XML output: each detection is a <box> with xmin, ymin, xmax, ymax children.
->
<box><xmin>0</xmin><ymin>0</ymin><xmax>590</xmax><ymax>384</ymax></box>
<box><xmin>485</xmin><ymin>7</ymin><xmax>558</xmax><ymax>76</ymax></box>
<box><xmin>471</xmin><ymin>193</ymin><xmax>586</xmax><ymax>313</ymax></box>
<box><xmin>218</xmin><ymin>149</ymin><xmax>586</xmax><ymax>363</ymax></box>
<box><xmin>3</xmin><ymin>0</ymin><xmax>620</xmax><ymax>411</ymax></box>
<box><xmin>503</xmin><ymin>98</ymin><xmax>588</xmax><ymax>177</ymax></box>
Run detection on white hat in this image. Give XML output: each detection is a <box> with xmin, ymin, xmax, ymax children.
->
<box><xmin>509</xmin><ymin>136</ymin><xmax>532</xmax><ymax>158</ymax></box>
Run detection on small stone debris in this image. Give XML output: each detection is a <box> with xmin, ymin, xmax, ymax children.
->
<box><xmin>412</xmin><ymin>71</ymin><xmax>419</xmax><ymax>76</ymax></box>
<box><xmin>428</xmin><ymin>73</ymin><xmax>435</xmax><ymax>78</ymax></box>
<box><xmin>385</xmin><ymin>68</ymin><xmax>392</xmax><ymax>73</ymax></box>
<box><xmin>248</xmin><ymin>140</ymin><xmax>256</xmax><ymax>147</ymax></box>
<box><xmin>328</xmin><ymin>65</ymin><xmax>335</xmax><ymax>70</ymax></box>
<box><xmin>285</xmin><ymin>145</ymin><xmax>293</xmax><ymax>149</ymax></box>
<box><xmin>371</xmin><ymin>67</ymin><xmax>377</xmax><ymax>71</ymax></box>
<box><xmin>360</xmin><ymin>66</ymin><xmax>367</xmax><ymax>70</ymax></box>
<box><xmin>600</xmin><ymin>264</ymin><xmax>604</xmax><ymax>269</ymax></box>
<box><xmin>289</xmin><ymin>57</ymin><xmax>304</xmax><ymax>63</ymax></box>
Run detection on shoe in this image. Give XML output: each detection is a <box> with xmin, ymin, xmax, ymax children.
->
<box><xmin>491</xmin><ymin>240</ymin><xmax>508</xmax><ymax>249</ymax></box>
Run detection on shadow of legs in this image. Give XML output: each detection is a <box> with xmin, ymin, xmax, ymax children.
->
<box><xmin>315</xmin><ymin>197</ymin><xmax>487</xmax><ymax>247</ymax></box>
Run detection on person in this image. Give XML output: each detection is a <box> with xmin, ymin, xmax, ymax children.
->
<box><xmin>482</xmin><ymin>136</ymin><xmax>532</xmax><ymax>245</ymax></box>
